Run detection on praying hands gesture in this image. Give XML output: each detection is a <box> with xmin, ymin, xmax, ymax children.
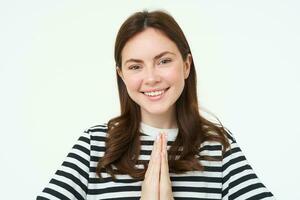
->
<box><xmin>140</xmin><ymin>132</ymin><xmax>174</xmax><ymax>200</ymax></box>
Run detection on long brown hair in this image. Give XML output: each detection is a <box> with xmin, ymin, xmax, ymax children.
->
<box><xmin>96</xmin><ymin>10</ymin><xmax>230</xmax><ymax>180</ymax></box>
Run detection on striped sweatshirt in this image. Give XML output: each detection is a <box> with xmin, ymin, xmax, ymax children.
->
<box><xmin>37</xmin><ymin>122</ymin><xmax>275</xmax><ymax>200</ymax></box>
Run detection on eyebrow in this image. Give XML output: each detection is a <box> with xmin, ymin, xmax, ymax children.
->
<box><xmin>124</xmin><ymin>51</ymin><xmax>175</xmax><ymax>65</ymax></box>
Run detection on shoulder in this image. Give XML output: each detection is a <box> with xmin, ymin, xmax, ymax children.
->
<box><xmin>84</xmin><ymin>123</ymin><xmax>108</xmax><ymax>134</ymax></box>
<box><xmin>84</xmin><ymin>123</ymin><xmax>108</xmax><ymax>132</ymax></box>
<box><xmin>82</xmin><ymin>123</ymin><xmax>108</xmax><ymax>142</ymax></box>
<box><xmin>221</xmin><ymin>129</ymin><xmax>246</xmax><ymax>164</ymax></box>
<box><xmin>79</xmin><ymin>123</ymin><xmax>108</xmax><ymax>157</ymax></box>
<box><xmin>199</xmin><ymin>128</ymin><xmax>237</xmax><ymax>156</ymax></box>
<box><xmin>224</xmin><ymin>128</ymin><xmax>236</xmax><ymax>144</ymax></box>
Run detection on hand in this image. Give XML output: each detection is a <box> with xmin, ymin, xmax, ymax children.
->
<box><xmin>159</xmin><ymin>132</ymin><xmax>174</xmax><ymax>200</ymax></box>
<box><xmin>140</xmin><ymin>132</ymin><xmax>161</xmax><ymax>200</ymax></box>
<box><xmin>140</xmin><ymin>132</ymin><xmax>174</xmax><ymax>200</ymax></box>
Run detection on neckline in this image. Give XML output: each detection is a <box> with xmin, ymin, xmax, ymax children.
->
<box><xmin>139</xmin><ymin>122</ymin><xmax>178</xmax><ymax>141</ymax></box>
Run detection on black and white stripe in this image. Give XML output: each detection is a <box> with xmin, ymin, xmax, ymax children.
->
<box><xmin>37</xmin><ymin>124</ymin><xmax>274</xmax><ymax>200</ymax></box>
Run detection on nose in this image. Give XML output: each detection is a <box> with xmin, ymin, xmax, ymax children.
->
<box><xmin>144</xmin><ymin>67</ymin><xmax>160</xmax><ymax>85</ymax></box>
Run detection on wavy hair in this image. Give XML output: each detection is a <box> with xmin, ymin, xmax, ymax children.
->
<box><xmin>96</xmin><ymin>10</ymin><xmax>230</xmax><ymax>180</ymax></box>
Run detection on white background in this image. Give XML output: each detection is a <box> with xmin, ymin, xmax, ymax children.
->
<box><xmin>0</xmin><ymin>1</ymin><xmax>299</xmax><ymax>199</ymax></box>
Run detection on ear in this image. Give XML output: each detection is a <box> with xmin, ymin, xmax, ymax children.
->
<box><xmin>116</xmin><ymin>66</ymin><xmax>124</xmax><ymax>81</ymax></box>
<box><xmin>183</xmin><ymin>53</ymin><xmax>192</xmax><ymax>79</ymax></box>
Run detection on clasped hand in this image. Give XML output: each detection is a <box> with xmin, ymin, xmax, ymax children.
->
<box><xmin>140</xmin><ymin>132</ymin><xmax>174</xmax><ymax>200</ymax></box>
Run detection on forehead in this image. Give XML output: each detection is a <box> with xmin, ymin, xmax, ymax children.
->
<box><xmin>121</xmin><ymin>28</ymin><xmax>180</xmax><ymax>62</ymax></box>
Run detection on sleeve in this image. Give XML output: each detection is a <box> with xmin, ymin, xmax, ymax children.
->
<box><xmin>36</xmin><ymin>129</ymin><xmax>91</xmax><ymax>200</ymax></box>
<box><xmin>221</xmin><ymin>132</ymin><xmax>275</xmax><ymax>200</ymax></box>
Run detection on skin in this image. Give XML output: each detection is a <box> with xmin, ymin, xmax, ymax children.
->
<box><xmin>140</xmin><ymin>132</ymin><xmax>173</xmax><ymax>200</ymax></box>
<box><xmin>117</xmin><ymin>27</ymin><xmax>192</xmax><ymax>199</ymax></box>
<box><xmin>117</xmin><ymin>28</ymin><xmax>191</xmax><ymax>129</ymax></box>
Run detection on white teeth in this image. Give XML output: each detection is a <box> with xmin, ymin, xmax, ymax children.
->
<box><xmin>144</xmin><ymin>90</ymin><xmax>165</xmax><ymax>97</ymax></box>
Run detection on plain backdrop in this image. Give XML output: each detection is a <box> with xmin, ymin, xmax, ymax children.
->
<box><xmin>1</xmin><ymin>0</ymin><xmax>299</xmax><ymax>199</ymax></box>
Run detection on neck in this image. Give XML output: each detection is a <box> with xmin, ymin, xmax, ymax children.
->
<box><xmin>141</xmin><ymin>107</ymin><xmax>177</xmax><ymax>129</ymax></box>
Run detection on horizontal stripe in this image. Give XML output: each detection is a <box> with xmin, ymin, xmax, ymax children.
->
<box><xmin>61</xmin><ymin>161</ymin><xmax>88</xmax><ymax>180</ymax></box>
<box><xmin>55</xmin><ymin>170</ymin><xmax>87</xmax><ymax>193</ymax></box>
<box><xmin>37</xmin><ymin>124</ymin><xmax>274</xmax><ymax>199</ymax></box>
<box><xmin>230</xmin><ymin>183</ymin><xmax>267</xmax><ymax>199</ymax></box>
<box><xmin>42</xmin><ymin>187</ymin><xmax>70</xmax><ymax>200</ymax></box>
<box><xmin>49</xmin><ymin>179</ymin><xmax>85</xmax><ymax>200</ymax></box>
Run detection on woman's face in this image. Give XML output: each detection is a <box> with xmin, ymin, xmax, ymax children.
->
<box><xmin>117</xmin><ymin>28</ymin><xmax>191</xmax><ymax>120</ymax></box>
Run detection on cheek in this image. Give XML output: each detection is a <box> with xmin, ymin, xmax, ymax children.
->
<box><xmin>164</xmin><ymin>67</ymin><xmax>185</xmax><ymax>85</ymax></box>
<box><xmin>124</xmin><ymin>75</ymin><xmax>142</xmax><ymax>92</ymax></box>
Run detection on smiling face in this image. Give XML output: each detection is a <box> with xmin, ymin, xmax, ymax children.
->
<box><xmin>117</xmin><ymin>28</ymin><xmax>191</xmax><ymax>125</ymax></box>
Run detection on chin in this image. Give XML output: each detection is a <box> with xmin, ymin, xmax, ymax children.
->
<box><xmin>142</xmin><ymin>105</ymin><xmax>172</xmax><ymax>116</ymax></box>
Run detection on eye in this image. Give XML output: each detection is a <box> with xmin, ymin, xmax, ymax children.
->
<box><xmin>128</xmin><ymin>65</ymin><xmax>141</xmax><ymax>70</ymax></box>
<box><xmin>158</xmin><ymin>58</ymin><xmax>172</xmax><ymax>65</ymax></box>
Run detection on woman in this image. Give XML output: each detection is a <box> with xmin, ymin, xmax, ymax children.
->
<box><xmin>37</xmin><ymin>10</ymin><xmax>275</xmax><ymax>200</ymax></box>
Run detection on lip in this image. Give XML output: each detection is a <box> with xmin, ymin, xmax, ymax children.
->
<box><xmin>141</xmin><ymin>87</ymin><xmax>169</xmax><ymax>93</ymax></box>
<box><xmin>141</xmin><ymin>87</ymin><xmax>169</xmax><ymax>101</ymax></box>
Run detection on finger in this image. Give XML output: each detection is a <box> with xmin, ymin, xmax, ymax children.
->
<box><xmin>162</xmin><ymin>132</ymin><xmax>167</xmax><ymax>161</ymax></box>
<box><xmin>155</xmin><ymin>133</ymin><xmax>162</xmax><ymax>169</ymax></box>
<box><xmin>157</xmin><ymin>132</ymin><xmax>162</xmax><ymax>155</ymax></box>
<box><xmin>146</xmin><ymin>133</ymin><xmax>161</xmax><ymax>178</ymax></box>
<box><xmin>145</xmin><ymin>134</ymin><xmax>157</xmax><ymax>177</ymax></box>
<box><xmin>148</xmin><ymin>135</ymin><xmax>158</xmax><ymax>165</ymax></box>
<box><xmin>160</xmin><ymin>133</ymin><xmax>170</xmax><ymax>179</ymax></box>
<box><xmin>151</xmin><ymin>133</ymin><xmax>161</xmax><ymax>179</ymax></box>
<box><xmin>164</xmin><ymin>133</ymin><xmax>168</xmax><ymax>166</ymax></box>
<box><xmin>159</xmin><ymin>133</ymin><xmax>173</xmax><ymax>200</ymax></box>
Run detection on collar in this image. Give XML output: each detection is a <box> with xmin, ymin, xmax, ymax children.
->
<box><xmin>139</xmin><ymin>121</ymin><xmax>178</xmax><ymax>141</ymax></box>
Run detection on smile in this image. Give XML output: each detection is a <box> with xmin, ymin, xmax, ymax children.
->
<box><xmin>144</xmin><ymin>90</ymin><xmax>164</xmax><ymax>97</ymax></box>
<box><xmin>142</xmin><ymin>87</ymin><xmax>170</xmax><ymax>97</ymax></box>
